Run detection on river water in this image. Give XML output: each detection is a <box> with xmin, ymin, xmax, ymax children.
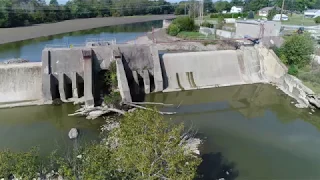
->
<box><xmin>146</xmin><ymin>84</ymin><xmax>320</xmax><ymax>179</ymax></box>
<box><xmin>0</xmin><ymin>20</ymin><xmax>162</xmax><ymax>62</ymax></box>
<box><xmin>1</xmin><ymin>20</ymin><xmax>320</xmax><ymax>179</ymax></box>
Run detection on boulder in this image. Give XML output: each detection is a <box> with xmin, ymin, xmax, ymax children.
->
<box><xmin>68</xmin><ymin>128</ymin><xmax>78</xmax><ymax>139</ymax></box>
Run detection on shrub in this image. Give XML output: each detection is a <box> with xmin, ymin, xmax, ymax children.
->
<box><xmin>247</xmin><ymin>11</ymin><xmax>254</xmax><ymax>19</ymax></box>
<box><xmin>105</xmin><ymin>61</ymin><xmax>118</xmax><ymax>90</ymax></box>
<box><xmin>215</xmin><ymin>16</ymin><xmax>225</xmax><ymax>29</ymax></box>
<box><xmin>104</xmin><ymin>91</ymin><xmax>122</xmax><ymax>107</ymax></box>
<box><xmin>267</xmin><ymin>8</ymin><xmax>278</xmax><ymax>20</ymax></box>
<box><xmin>167</xmin><ymin>23</ymin><xmax>181</xmax><ymax>36</ymax></box>
<box><xmin>201</xmin><ymin>21</ymin><xmax>214</xmax><ymax>28</ymax></box>
<box><xmin>315</xmin><ymin>16</ymin><xmax>320</xmax><ymax>24</ymax></box>
<box><xmin>280</xmin><ymin>34</ymin><xmax>314</xmax><ymax>68</ymax></box>
<box><xmin>172</xmin><ymin>16</ymin><xmax>196</xmax><ymax>31</ymax></box>
<box><xmin>210</xmin><ymin>13</ymin><xmax>248</xmax><ymax>18</ymax></box>
<box><xmin>0</xmin><ymin>148</ymin><xmax>40</xmax><ymax>179</ymax></box>
<box><xmin>288</xmin><ymin>64</ymin><xmax>299</xmax><ymax>75</ymax></box>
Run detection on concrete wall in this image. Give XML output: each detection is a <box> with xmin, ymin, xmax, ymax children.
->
<box><xmin>0</xmin><ymin>62</ymin><xmax>42</xmax><ymax>103</ymax></box>
<box><xmin>216</xmin><ymin>29</ymin><xmax>235</xmax><ymax>38</ymax></box>
<box><xmin>161</xmin><ymin>49</ymin><xmax>265</xmax><ymax>91</ymax></box>
<box><xmin>236</xmin><ymin>21</ymin><xmax>281</xmax><ymax>38</ymax></box>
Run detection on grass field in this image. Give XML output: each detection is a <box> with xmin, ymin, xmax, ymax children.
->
<box><xmin>282</xmin><ymin>14</ymin><xmax>316</xmax><ymax>26</ymax></box>
<box><xmin>177</xmin><ymin>31</ymin><xmax>215</xmax><ymax>40</ymax></box>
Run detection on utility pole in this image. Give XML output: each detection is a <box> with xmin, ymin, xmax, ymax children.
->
<box><xmin>185</xmin><ymin>3</ymin><xmax>187</xmax><ymax>15</ymax></box>
<box><xmin>280</xmin><ymin>0</ymin><xmax>285</xmax><ymax>22</ymax></box>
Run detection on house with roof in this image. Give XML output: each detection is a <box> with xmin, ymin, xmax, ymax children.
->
<box><xmin>304</xmin><ymin>9</ymin><xmax>320</xmax><ymax>18</ymax></box>
<box><xmin>230</xmin><ymin>6</ymin><xmax>243</xmax><ymax>13</ymax></box>
<box><xmin>258</xmin><ymin>7</ymin><xmax>281</xmax><ymax>17</ymax></box>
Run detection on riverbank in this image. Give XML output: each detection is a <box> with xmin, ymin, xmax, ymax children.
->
<box><xmin>0</xmin><ymin>15</ymin><xmax>175</xmax><ymax>45</ymax></box>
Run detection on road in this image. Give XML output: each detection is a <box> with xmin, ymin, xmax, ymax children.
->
<box><xmin>0</xmin><ymin>15</ymin><xmax>176</xmax><ymax>44</ymax></box>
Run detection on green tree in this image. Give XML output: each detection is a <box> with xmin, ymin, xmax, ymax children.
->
<box><xmin>214</xmin><ymin>0</ymin><xmax>231</xmax><ymax>12</ymax></box>
<box><xmin>230</xmin><ymin>0</ymin><xmax>244</xmax><ymax>6</ymax></box>
<box><xmin>49</xmin><ymin>0</ymin><xmax>59</xmax><ymax>6</ymax></box>
<box><xmin>109</xmin><ymin>109</ymin><xmax>201</xmax><ymax>179</ymax></box>
<box><xmin>267</xmin><ymin>7</ymin><xmax>278</xmax><ymax>20</ymax></box>
<box><xmin>280</xmin><ymin>34</ymin><xmax>314</xmax><ymax>68</ymax></box>
<box><xmin>247</xmin><ymin>10</ymin><xmax>254</xmax><ymax>19</ymax></box>
<box><xmin>204</xmin><ymin>0</ymin><xmax>213</xmax><ymax>13</ymax></box>
<box><xmin>315</xmin><ymin>16</ymin><xmax>320</xmax><ymax>24</ymax></box>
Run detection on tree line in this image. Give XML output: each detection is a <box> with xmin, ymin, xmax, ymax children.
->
<box><xmin>175</xmin><ymin>0</ymin><xmax>320</xmax><ymax>15</ymax></box>
<box><xmin>0</xmin><ymin>0</ymin><xmax>174</xmax><ymax>28</ymax></box>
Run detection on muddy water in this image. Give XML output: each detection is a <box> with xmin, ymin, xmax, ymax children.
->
<box><xmin>146</xmin><ymin>84</ymin><xmax>320</xmax><ymax>179</ymax></box>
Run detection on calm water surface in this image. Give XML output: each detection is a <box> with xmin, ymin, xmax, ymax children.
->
<box><xmin>0</xmin><ymin>104</ymin><xmax>104</xmax><ymax>156</ymax></box>
<box><xmin>0</xmin><ymin>21</ymin><xmax>162</xmax><ymax>62</ymax></box>
<box><xmin>146</xmin><ymin>84</ymin><xmax>320</xmax><ymax>180</ymax></box>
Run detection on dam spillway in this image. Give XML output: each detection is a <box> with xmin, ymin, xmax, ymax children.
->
<box><xmin>0</xmin><ymin>44</ymin><xmax>316</xmax><ymax>109</ymax></box>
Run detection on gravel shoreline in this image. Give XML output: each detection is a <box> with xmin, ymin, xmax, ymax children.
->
<box><xmin>0</xmin><ymin>15</ymin><xmax>175</xmax><ymax>45</ymax></box>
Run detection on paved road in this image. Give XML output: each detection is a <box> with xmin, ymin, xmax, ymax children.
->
<box><xmin>0</xmin><ymin>15</ymin><xmax>176</xmax><ymax>44</ymax></box>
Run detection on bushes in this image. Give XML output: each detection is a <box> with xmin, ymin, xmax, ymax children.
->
<box><xmin>201</xmin><ymin>21</ymin><xmax>214</xmax><ymax>28</ymax></box>
<box><xmin>215</xmin><ymin>16</ymin><xmax>225</xmax><ymax>29</ymax></box>
<box><xmin>167</xmin><ymin>16</ymin><xmax>196</xmax><ymax>36</ymax></box>
<box><xmin>315</xmin><ymin>16</ymin><xmax>320</xmax><ymax>24</ymax></box>
<box><xmin>172</xmin><ymin>16</ymin><xmax>196</xmax><ymax>31</ymax></box>
<box><xmin>0</xmin><ymin>149</ymin><xmax>40</xmax><ymax>179</ymax></box>
<box><xmin>279</xmin><ymin>34</ymin><xmax>314</xmax><ymax>68</ymax></box>
<box><xmin>210</xmin><ymin>12</ymin><xmax>248</xmax><ymax>18</ymax></box>
<box><xmin>288</xmin><ymin>65</ymin><xmax>298</xmax><ymax>75</ymax></box>
<box><xmin>167</xmin><ymin>24</ymin><xmax>180</xmax><ymax>36</ymax></box>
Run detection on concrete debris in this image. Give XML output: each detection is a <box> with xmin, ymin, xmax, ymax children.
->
<box><xmin>184</xmin><ymin>138</ymin><xmax>202</xmax><ymax>155</ymax></box>
<box><xmin>68</xmin><ymin>128</ymin><xmax>78</xmax><ymax>139</ymax></box>
<box><xmin>309</xmin><ymin>112</ymin><xmax>313</xmax><ymax>115</ymax></box>
<box><xmin>311</xmin><ymin>109</ymin><xmax>315</xmax><ymax>112</ymax></box>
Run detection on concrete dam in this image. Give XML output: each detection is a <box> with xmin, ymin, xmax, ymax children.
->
<box><xmin>0</xmin><ymin>44</ymin><xmax>316</xmax><ymax>109</ymax></box>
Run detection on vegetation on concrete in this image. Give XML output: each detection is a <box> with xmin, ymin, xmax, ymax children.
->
<box><xmin>0</xmin><ymin>109</ymin><xmax>201</xmax><ymax>179</ymax></box>
<box><xmin>274</xmin><ymin>33</ymin><xmax>320</xmax><ymax>93</ymax></box>
<box><xmin>105</xmin><ymin>61</ymin><xmax>118</xmax><ymax>90</ymax></box>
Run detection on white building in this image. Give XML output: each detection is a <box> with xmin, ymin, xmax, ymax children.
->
<box><xmin>230</xmin><ymin>6</ymin><xmax>243</xmax><ymax>13</ymax></box>
<box><xmin>304</xmin><ymin>9</ymin><xmax>320</xmax><ymax>18</ymax></box>
<box><xmin>272</xmin><ymin>14</ymin><xmax>288</xmax><ymax>21</ymax></box>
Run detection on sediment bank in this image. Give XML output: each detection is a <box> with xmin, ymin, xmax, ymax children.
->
<box><xmin>0</xmin><ymin>15</ymin><xmax>175</xmax><ymax>44</ymax></box>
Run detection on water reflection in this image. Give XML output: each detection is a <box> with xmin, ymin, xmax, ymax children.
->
<box><xmin>146</xmin><ymin>84</ymin><xmax>320</xmax><ymax>179</ymax></box>
<box><xmin>0</xmin><ymin>20</ymin><xmax>162</xmax><ymax>62</ymax></box>
<box><xmin>0</xmin><ymin>104</ymin><xmax>103</xmax><ymax>155</ymax></box>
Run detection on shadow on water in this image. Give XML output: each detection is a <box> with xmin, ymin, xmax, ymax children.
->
<box><xmin>197</xmin><ymin>152</ymin><xmax>239</xmax><ymax>180</ymax></box>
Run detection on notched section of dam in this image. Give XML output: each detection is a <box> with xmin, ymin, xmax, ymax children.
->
<box><xmin>1</xmin><ymin>43</ymin><xmax>317</xmax><ymax>109</ymax></box>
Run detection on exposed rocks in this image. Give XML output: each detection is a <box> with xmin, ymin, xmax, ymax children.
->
<box><xmin>307</xmin><ymin>95</ymin><xmax>320</xmax><ymax>109</ymax></box>
<box><xmin>68</xmin><ymin>128</ymin><xmax>78</xmax><ymax>139</ymax></box>
<box><xmin>184</xmin><ymin>138</ymin><xmax>202</xmax><ymax>155</ymax></box>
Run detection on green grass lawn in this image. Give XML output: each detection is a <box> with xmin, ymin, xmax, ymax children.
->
<box><xmin>177</xmin><ymin>31</ymin><xmax>215</xmax><ymax>40</ymax></box>
<box><xmin>282</xmin><ymin>14</ymin><xmax>316</xmax><ymax>26</ymax></box>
